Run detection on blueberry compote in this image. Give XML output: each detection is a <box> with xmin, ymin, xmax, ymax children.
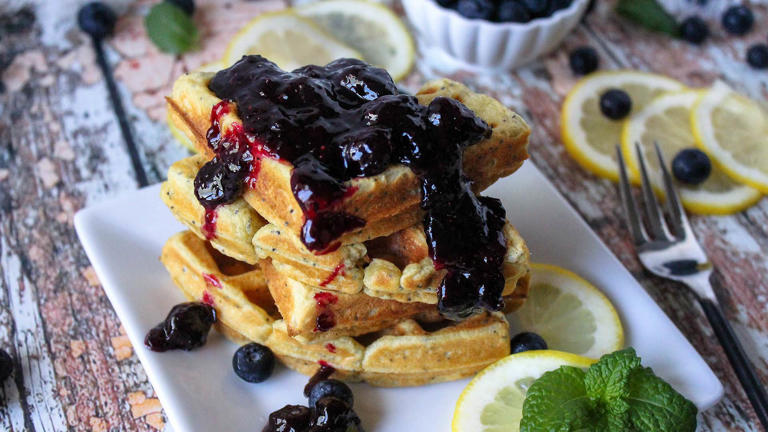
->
<box><xmin>205</xmin><ymin>55</ymin><xmax>507</xmax><ymax>320</ymax></box>
<box><xmin>144</xmin><ymin>302</ymin><xmax>216</xmax><ymax>352</ymax></box>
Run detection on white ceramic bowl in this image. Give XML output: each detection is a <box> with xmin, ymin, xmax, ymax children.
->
<box><xmin>402</xmin><ymin>0</ymin><xmax>590</xmax><ymax>71</ymax></box>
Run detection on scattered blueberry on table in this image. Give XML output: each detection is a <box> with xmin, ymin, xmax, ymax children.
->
<box><xmin>510</xmin><ymin>331</ymin><xmax>548</xmax><ymax>354</ymax></box>
<box><xmin>0</xmin><ymin>349</ymin><xmax>13</xmax><ymax>383</ymax></box>
<box><xmin>569</xmin><ymin>46</ymin><xmax>599</xmax><ymax>75</ymax></box>
<box><xmin>599</xmin><ymin>89</ymin><xmax>632</xmax><ymax>120</ymax></box>
<box><xmin>232</xmin><ymin>342</ymin><xmax>275</xmax><ymax>383</ymax></box>
<box><xmin>679</xmin><ymin>16</ymin><xmax>709</xmax><ymax>45</ymax></box>
<box><xmin>77</xmin><ymin>1</ymin><xmax>116</xmax><ymax>39</ymax></box>
<box><xmin>436</xmin><ymin>0</ymin><xmax>574</xmax><ymax>22</ymax></box>
<box><xmin>166</xmin><ymin>0</ymin><xmax>195</xmax><ymax>15</ymax></box>
<box><xmin>747</xmin><ymin>44</ymin><xmax>768</xmax><ymax>70</ymax></box>
<box><xmin>721</xmin><ymin>5</ymin><xmax>754</xmax><ymax>36</ymax></box>
<box><xmin>672</xmin><ymin>149</ymin><xmax>712</xmax><ymax>185</ymax></box>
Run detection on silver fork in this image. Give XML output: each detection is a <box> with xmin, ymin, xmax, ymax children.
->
<box><xmin>617</xmin><ymin>143</ymin><xmax>768</xmax><ymax>427</ymax></box>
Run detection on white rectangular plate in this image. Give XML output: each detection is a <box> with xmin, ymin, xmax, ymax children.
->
<box><xmin>75</xmin><ymin>162</ymin><xmax>722</xmax><ymax>432</ymax></box>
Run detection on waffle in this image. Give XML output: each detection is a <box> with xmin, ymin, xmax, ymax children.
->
<box><xmin>161</xmin><ymin>231</ymin><xmax>512</xmax><ymax>386</ymax></box>
<box><xmin>161</xmin><ymin>155</ymin><xmax>267</xmax><ymax>264</ymax></box>
<box><xmin>167</xmin><ymin>72</ymin><xmax>530</xmax><ymax>247</ymax></box>
<box><xmin>160</xmin><ymin>155</ymin><xmax>531</xmax><ymax>307</ymax></box>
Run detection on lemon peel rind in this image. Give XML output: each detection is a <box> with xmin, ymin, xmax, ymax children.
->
<box><xmin>691</xmin><ymin>82</ymin><xmax>768</xmax><ymax>194</ymax></box>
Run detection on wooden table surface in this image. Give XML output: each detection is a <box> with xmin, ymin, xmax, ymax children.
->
<box><xmin>1</xmin><ymin>0</ymin><xmax>766</xmax><ymax>430</ymax></box>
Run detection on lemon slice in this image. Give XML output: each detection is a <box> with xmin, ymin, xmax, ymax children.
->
<box><xmin>622</xmin><ymin>90</ymin><xmax>762</xmax><ymax>215</ymax></box>
<box><xmin>223</xmin><ymin>11</ymin><xmax>362</xmax><ymax>71</ymax></box>
<box><xmin>297</xmin><ymin>0</ymin><xmax>415</xmax><ymax>81</ymax></box>
<box><xmin>562</xmin><ymin>71</ymin><xmax>686</xmax><ymax>181</ymax></box>
<box><xmin>507</xmin><ymin>264</ymin><xmax>623</xmax><ymax>359</ymax></box>
<box><xmin>693</xmin><ymin>81</ymin><xmax>768</xmax><ymax>193</ymax></box>
<box><xmin>452</xmin><ymin>350</ymin><xmax>595</xmax><ymax>432</ymax></box>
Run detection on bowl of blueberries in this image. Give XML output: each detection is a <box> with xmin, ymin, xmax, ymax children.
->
<box><xmin>402</xmin><ymin>0</ymin><xmax>591</xmax><ymax>71</ymax></box>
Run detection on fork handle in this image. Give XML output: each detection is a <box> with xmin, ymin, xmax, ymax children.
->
<box><xmin>700</xmin><ymin>298</ymin><xmax>768</xmax><ymax>428</ymax></box>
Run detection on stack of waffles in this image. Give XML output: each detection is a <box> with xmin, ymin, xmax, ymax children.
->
<box><xmin>161</xmin><ymin>68</ymin><xmax>532</xmax><ymax>386</ymax></box>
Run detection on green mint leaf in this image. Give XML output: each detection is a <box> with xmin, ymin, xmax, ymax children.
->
<box><xmin>520</xmin><ymin>366</ymin><xmax>595</xmax><ymax>432</ymax></box>
<box><xmin>145</xmin><ymin>2</ymin><xmax>198</xmax><ymax>54</ymax></box>
<box><xmin>585</xmin><ymin>348</ymin><xmax>642</xmax><ymax>404</ymax></box>
<box><xmin>626</xmin><ymin>367</ymin><xmax>698</xmax><ymax>432</ymax></box>
<box><xmin>615</xmin><ymin>0</ymin><xmax>680</xmax><ymax>37</ymax></box>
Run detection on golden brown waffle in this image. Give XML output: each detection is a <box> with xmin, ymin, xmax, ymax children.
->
<box><xmin>161</xmin><ymin>155</ymin><xmax>267</xmax><ymax>264</ymax></box>
<box><xmin>161</xmin><ymin>231</ymin><xmax>513</xmax><ymax>386</ymax></box>
<box><xmin>160</xmin><ymin>157</ymin><xmax>531</xmax><ymax>307</ymax></box>
<box><xmin>167</xmin><ymin>73</ymin><xmax>530</xmax><ymax>247</ymax></box>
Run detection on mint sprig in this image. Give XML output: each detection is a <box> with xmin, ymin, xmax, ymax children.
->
<box><xmin>615</xmin><ymin>0</ymin><xmax>680</xmax><ymax>37</ymax></box>
<box><xmin>520</xmin><ymin>348</ymin><xmax>697</xmax><ymax>432</ymax></box>
<box><xmin>145</xmin><ymin>2</ymin><xmax>198</xmax><ymax>54</ymax></box>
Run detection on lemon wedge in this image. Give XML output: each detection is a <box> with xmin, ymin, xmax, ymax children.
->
<box><xmin>507</xmin><ymin>263</ymin><xmax>623</xmax><ymax>359</ymax></box>
<box><xmin>223</xmin><ymin>10</ymin><xmax>362</xmax><ymax>71</ymax></box>
<box><xmin>297</xmin><ymin>0</ymin><xmax>415</xmax><ymax>81</ymax></box>
<box><xmin>452</xmin><ymin>350</ymin><xmax>595</xmax><ymax>432</ymax></box>
<box><xmin>692</xmin><ymin>81</ymin><xmax>768</xmax><ymax>193</ymax></box>
<box><xmin>562</xmin><ymin>71</ymin><xmax>685</xmax><ymax>181</ymax></box>
<box><xmin>622</xmin><ymin>90</ymin><xmax>761</xmax><ymax>214</ymax></box>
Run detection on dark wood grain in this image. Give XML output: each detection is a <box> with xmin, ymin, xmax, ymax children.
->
<box><xmin>0</xmin><ymin>0</ymin><xmax>765</xmax><ymax>430</ymax></box>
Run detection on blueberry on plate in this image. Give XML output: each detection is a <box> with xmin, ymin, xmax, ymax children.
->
<box><xmin>721</xmin><ymin>5</ymin><xmax>753</xmax><ymax>36</ymax></box>
<box><xmin>747</xmin><ymin>44</ymin><xmax>768</xmax><ymax>69</ymax></box>
<box><xmin>599</xmin><ymin>89</ymin><xmax>632</xmax><ymax>120</ymax></box>
<box><xmin>455</xmin><ymin>0</ymin><xmax>496</xmax><ymax>20</ymax></box>
<box><xmin>510</xmin><ymin>332</ymin><xmax>548</xmax><ymax>354</ymax></box>
<box><xmin>232</xmin><ymin>342</ymin><xmax>275</xmax><ymax>383</ymax></box>
<box><xmin>263</xmin><ymin>405</ymin><xmax>312</xmax><ymax>432</ymax></box>
<box><xmin>311</xmin><ymin>396</ymin><xmax>364</xmax><ymax>431</ymax></box>
<box><xmin>308</xmin><ymin>379</ymin><xmax>354</xmax><ymax>408</ymax></box>
<box><xmin>521</xmin><ymin>0</ymin><xmax>550</xmax><ymax>17</ymax></box>
<box><xmin>672</xmin><ymin>149</ymin><xmax>712</xmax><ymax>185</ymax></box>
<box><xmin>77</xmin><ymin>2</ymin><xmax>117</xmax><ymax>39</ymax></box>
<box><xmin>679</xmin><ymin>16</ymin><xmax>709</xmax><ymax>45</ymax></box>
<box><xmin>496</xmin><ymin>0</ymin><xmax>531</xmax><ymax>23</ymax></box>
<box><xmin>569</xmin><ymin>46</ymin><xmax>599</xmax><ymax>75</ymax></box>
<box><xmin>165</xmin><ymin>0</ymin><xmax>195</xmax><ymax>15</ymax></box>
<box><xmin>0</xmin><ymin>349</ymin><xmax>13</xmax><ymax>382</ymax></box>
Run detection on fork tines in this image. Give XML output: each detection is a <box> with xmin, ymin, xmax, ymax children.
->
<box><xmin>616</xmin><ymin>142</ymin><xmax>692</xmax><ymax>244</ymax></box>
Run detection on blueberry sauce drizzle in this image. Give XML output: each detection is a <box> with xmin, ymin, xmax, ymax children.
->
<box><xmin>202</xmin><ymin>55</ymin><xmax>507</xmax><ymax>319</ymax></box>
<box><xmin>314</xmin><ymin>292</ymin><xmax>339</xmax><ymax>332</ymax></box>
<box><xmin>144</xmin><ymin>302</ymin><xmax>216</xmax><ymax>352</ymax></box>
<box><xmin>304</xmin><ymin>363</ymin><xmax>336</xmax><ymax>397</ymax></box>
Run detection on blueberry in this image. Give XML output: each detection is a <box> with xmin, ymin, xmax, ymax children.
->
<box><xmin>521</xmin><ymin>0</ymin><xmax>550</xmax><ymax>17</ymax></box>
<box><xmin>144</xmin><ymin>302</ymin><xmax>217</xmax><ymax>352</ymax></box>
<box><xmin>672</xmin><ymin>149</ymin><xmax>712</xmax><ymax>185</ymax></box>
<box><xmin>77</xmin><ymin>2</ymin><xmax>117</xmax><ymax>39</ymax></box>
<box><xmin>0</xmin><ymin>349</ymin><xmax>13</xmax><ymax>382</ymax></box>
<box><xmin>747</xmin><ymin>44</ymin><xmax>768</xmax><ymax>69</ymax></box>
<box><xmin>308</xmin><ymin>379</ymin><xmax>354</xmax><ymax>408</ymax></box>
<box><xmin>340</xmin><ymin>128</ymin><xmax>392</xmax><ymax>177</ymax></box>
<box><xmin>599</xmin><ymin>89</ymin><xmax>632</xmax><ymax>120</ymax></box>
<box><xmin>722</xmin><ymin>5</ymin><xmax>753</xmax><ymax>36</ymax></box>
<box><xmin>569</xmin><ymin>46</ymin><xmax>599</xmax><ymax>75</ymax></box>
<box><xmin>496</xmin><ymin>1</ymin><xmax>531</xmax><ymax>23</ymax></box>
<box><xmin>232</xmin><ymin>343</ymin><xmax>275</xmax><ymax>383</ymax></box>
<box><xmin>455</xmin><ymin>0</ymin><xmax>495</xmax><ymax>20</ymax></box>
<box><xmin>165</xmin><ymin>0</ymin><xmax>195</xmax><ymax>15</ymax></box>
<box><xmin>679</xmin><ymin>16</ymin><xmax>709</xmax><ymax>45</ymax></box>
<box><xmin>510</xmin><ymin>332</ymin><xmax>548</xmax><ymax>354</ymax></box>
<box><xmin>310</xmin><ymin>396</ymin><xmax>363</xmax><ymax>431</ymax></box>
<box><xmin>263</xmin><ymin>405</ymin><xmax>312</xmax><ymax>432</ymax></box>
<box><xmin>193</xmin><ymin>155</ymin><xmax>249</xmax><ymax>209</ymax></box>
<box><xmin>435</xmin><ymin>0</ymin><xmax>458</xmax><ymax>7</ymax></box>
<box><xmin>547</xmin><ymin>0</ymin><xmax>572</xmax><ymax>15</ymax></box>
